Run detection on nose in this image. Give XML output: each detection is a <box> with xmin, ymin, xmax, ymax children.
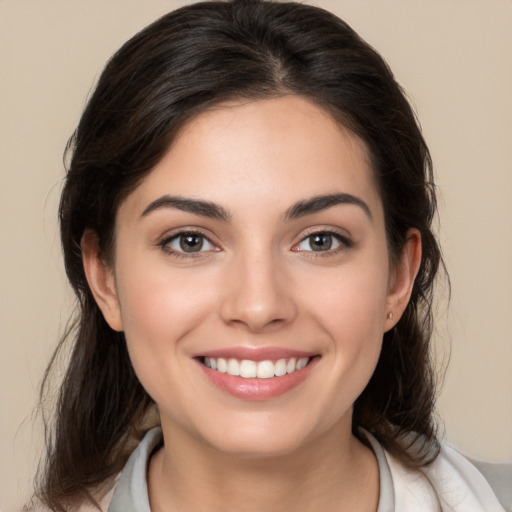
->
<box><xmin>219</xmin><ymin>250</ymin><xmax>297</xmax><ymax>333</ymax></box>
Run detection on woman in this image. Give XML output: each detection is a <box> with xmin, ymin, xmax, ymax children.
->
<box><xmin>31</xmin><ymin>0</ymin><xmax>506</xmax><ymax>510</ymax></box>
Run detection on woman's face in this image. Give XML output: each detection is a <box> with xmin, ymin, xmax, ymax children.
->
<box><xmin>88</xmin><ymin>96</ymin><xmax>417</xmax><ymax>457</ymax></box>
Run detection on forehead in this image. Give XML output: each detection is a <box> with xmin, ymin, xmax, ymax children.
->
<box><xmin>119</xmin><ymin>95</ymin><xmax>383</xmax><ymax>222</ymax></box>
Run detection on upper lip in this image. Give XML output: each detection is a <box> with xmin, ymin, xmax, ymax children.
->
<box><xmin>195</xmin><ymin>347</ymin><xmax>317</xmax><ymax>362</ymax></box>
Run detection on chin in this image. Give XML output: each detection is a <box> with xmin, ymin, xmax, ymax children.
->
<box><xmin>206</xmin><ymin>429</ymin><xmax>312</xmax><ymax>460</ymax></box>
<box><xmin>189</xmin><ymin>405</ymin><xmax>349</xmax><ymax>461</ymax></box>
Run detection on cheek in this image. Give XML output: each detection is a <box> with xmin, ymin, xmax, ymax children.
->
<box><xmin>272</xmin><ymin>260</ymin><xmax>389</xmax><ymax>434</ymax></box>
<box><xmin>113</xmin><ymin>260</ymin><xmax>216</xmax><ymax>393</ymax></box>
<box><xmin>301</xmin><ymin>258</ymin><xmax>389</xmax><ymax>383</ymax></box>
<box><xmin>305</xmin><ymin>260</ymin><xmax>389</xmax><ymax>335</ymax></box>
<box><xmin>115</xmin><ymin>252</ymin><xmax>216</xmax><ymax>336</ymax></box>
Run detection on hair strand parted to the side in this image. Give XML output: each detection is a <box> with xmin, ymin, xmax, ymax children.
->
<box><xmin>36</xmin><ymin>0</ymin><xmax>445</xmax><ymax>508</ymax></box>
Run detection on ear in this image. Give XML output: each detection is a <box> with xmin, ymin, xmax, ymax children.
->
<box><xmin>384</xmin><ymin>228</ymin><xmax>422</xmax><ymax>331</ymax></box>
<box><xmin>81</xmin><ymin>229</ymin><xmax>124</xmax><ymax>332</ymax></box>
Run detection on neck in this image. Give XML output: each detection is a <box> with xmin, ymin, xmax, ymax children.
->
<box><xmin>148</xmin><ymin>420</ymin><xmax>379</xmax><ymax>512</ymax></box>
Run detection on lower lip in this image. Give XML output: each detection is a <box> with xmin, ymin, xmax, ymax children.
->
<box><xmin>197</xmin><ymin>357</ymin><xmax>319</xmax><ymax>400</ymax></box>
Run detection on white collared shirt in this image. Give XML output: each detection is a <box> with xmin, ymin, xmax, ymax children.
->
<box><xmin>103</xmin><ymin>427</ymin><xmax>506</xmax><ymax>512</ymax></box>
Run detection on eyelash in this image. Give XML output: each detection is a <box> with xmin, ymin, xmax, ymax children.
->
<box><xmin>158</xmin><ymin>228</ymin><xmax>352</xmax><ymax>260</ymax></box>
<box><xmin>158</xmin><ymin>230</ymin><xmax>218</xmax><ymax>259</ymax></box>
<box><xmin>292</xmin><ymin>230</ymin><xmax>352</xmax><ymax>257</ymax></box>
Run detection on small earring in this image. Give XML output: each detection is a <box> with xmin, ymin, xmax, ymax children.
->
<box><xmin>387</xmin><ymin>312</ymin><xmax>393</xmax><ymax>320</ymax></box>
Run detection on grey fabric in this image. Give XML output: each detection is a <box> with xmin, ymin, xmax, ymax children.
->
<box><xmin>107</xmin><ymin>428</ymin><xmax>162</xmax><ymax>512</ymax></box>
<box><xmin>362</xmin><ymin>431</ymin><xmax>395</xmax><ymax>512</ymax></box>
<box><xmin>107</xmin><ymin>427</ymin><xmax>507</xmax><ymax>511</ymax></box>
<box><xmin>107</xmin><ymin>427</ymin><xmax>396</xmax><ymax>511</ymax></box>
<box><xmin>471</xmin><ymin>460</ymin><xmax>512</xmax><ymax>512</ymax></box>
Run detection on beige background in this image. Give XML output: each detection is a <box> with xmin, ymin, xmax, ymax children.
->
<box><xmin>1</xmin><ymin>0</ymin><xmax>511</xmax><ymax>509</ymax></box>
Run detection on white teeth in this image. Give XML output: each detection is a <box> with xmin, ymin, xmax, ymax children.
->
<box><xmin>274</xmin><ymin>358</ymin><xmax>287</xmax><ymax>376</ymax></box>
<box><xmin>204</xmin><ymin>356</ymin><xmax>311</xmax><ymax>378</ymax></box>
<box><xmin>257</xmin><ymin>360</ymin><xmax>275</xmax><ymax>379</ymax></box>
<box><xmin>239</xmin><ymin>360</ymin><xmax>257</xmax><ymax>378</ymax></box>
<box><xmin>297</xmin><ymin>357</ymin><xmax>308</xmax><ymax>370</ymax></box>
<box><xmin>227</xmin><ymin>358</ymin><xmax>240</xmax><ymax>376</ymax></box>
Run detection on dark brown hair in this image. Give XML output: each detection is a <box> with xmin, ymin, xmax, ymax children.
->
<box><xmin>36</xmin><ymin>0</ymin><xmax>443</xmax><ymax>509</ymax></box>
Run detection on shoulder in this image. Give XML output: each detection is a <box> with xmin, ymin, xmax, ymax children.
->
<box><xmin>386</xmin><ymin>438</ymin><xmax>509</xmax><ymax>512</ymax></box>
<box><xmin>25</xmin><ymin>481</ymin><xmax>117</xmax><ymax>512</ymax></box>
<box><xmin>26</xmin><ymin>428</ymin><xmax>161</xmax><ymax>512</ymax></box>
<box><xmin>464</xmin><ymin>458</ymin><xmax>512</xmax><ymax>512</ymax></box>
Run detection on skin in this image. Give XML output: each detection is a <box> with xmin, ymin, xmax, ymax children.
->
<box><xmin>83</xmin><ymin>96</ymin><xmax>421</xmax><ymax>512</ymax></box>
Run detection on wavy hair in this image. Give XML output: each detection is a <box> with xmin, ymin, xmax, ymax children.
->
<box><xmin>36</xmin><ymin>0</ymin><xmax>444</xmax><ymax>509</ymax></box>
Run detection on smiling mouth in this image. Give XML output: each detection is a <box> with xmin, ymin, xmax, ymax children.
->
<box><xmin>202</xmin><ymin>357</ymin><xmax>311</xmax><ymax>379</ymax></box>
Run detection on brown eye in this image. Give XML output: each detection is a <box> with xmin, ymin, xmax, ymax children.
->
<box><xmin>179</xmin><ymin>234</ymin><xmax>204</xmax><ymax>252</ymax></box>
<box><xmin>294</xmin><ymin>231</ymin><xmax>350</xmax><ymax>253</ymax></box>
<box><xmin>161</xmin><ymin>232</ymin><xmax>215</xmax><ymax>254</ymax></box>
<box><xmin>309</xmin><ymin>233</ymin><xmax>334</xmax><ymax>251</ymax></box>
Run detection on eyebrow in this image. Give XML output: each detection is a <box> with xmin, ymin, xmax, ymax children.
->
<box><xmin>141</xmin><ymin>192</ymin><xmax>372</xmax><ymax>223</ymax></box>
<box><xmin>284</xmin><ymin>193</ymin><xmax>372</xmax><ymax>221</ymax></box>
<box><xmin>141</xmin><ymin>195</ymin><xmax>231</xmax><ymax>221</ymax></box>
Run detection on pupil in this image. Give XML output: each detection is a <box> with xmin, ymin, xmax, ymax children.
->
<box><xmin>180</xmin><ymin>234</ymin><xmax>203</xmax><ymax>252</ymax></box>
<box><xmin>311</xmin><ymin>234</ymin><xmax>332</xmax><ymax>251</ymax></box>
